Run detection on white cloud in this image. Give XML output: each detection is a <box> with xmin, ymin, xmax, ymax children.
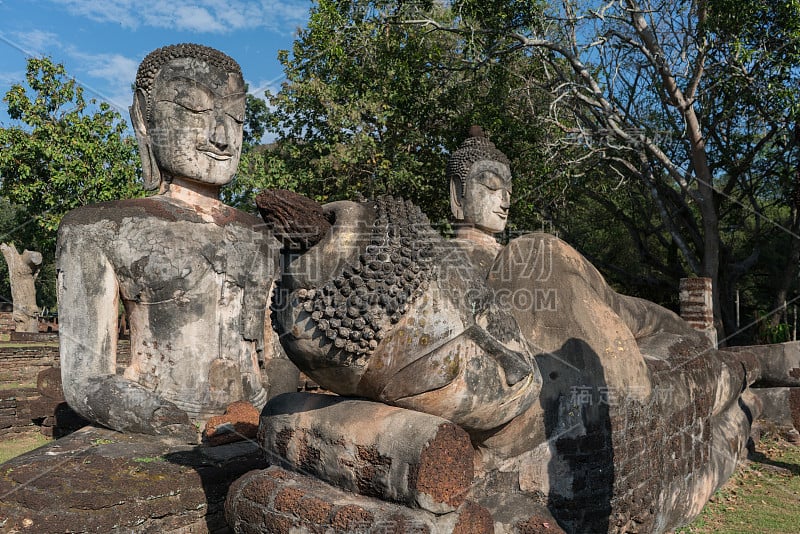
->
<box><xmin>0</xmin><ymin>70</ymin><xmax>25</xmax><ymax>87</ymax></box>
<box><xmin>52</xmin><ymin>0</ymin><xmax>139</xmax><ymax>28</ymax></box>
<box><xmin>50</xmin><ymin>0</ymin><xmax>310</xmax><ymax>34</ymax></box>
<box><xmin>173</xmin><ymin>6</ymin><xmax>226</xmax><ymax>33</ymax></box>
<box><xmin>245</xmin><ymin>75</ymin><xmax>284</xmax><ymax>97</ymax></box>
<box><xmin>8</xmin><ymin>30</ymin><xmax>60</xmax><ymax>56</ymax></box>
<box><xmin>66</xmin><ymin>49</ymin><xmax>139</xmax><ymax>114</ymax></box>
<box><xmin>83</xmin><ymin>53</ymin><xmax>139</xmax><ymax>82</ymax></box>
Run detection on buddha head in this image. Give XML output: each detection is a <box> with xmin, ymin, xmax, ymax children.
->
<box><xmin>130</xmin><ymin>43</ymin><xmax>246</xmax><ymax>192</ymax></box>
<box><xmin>448</xmin><ymin>126</ymin><xmax>512</xmax><ymax>235</ymax></box>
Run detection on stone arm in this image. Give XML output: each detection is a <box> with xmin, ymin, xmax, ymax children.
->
<box><xmin>564</xmin><ymin>244</ymin><xmax>712</xmax><ymax>354</ymax></box>
<box><xmin>57</xmin><ymin>226</ymin><xmax>195</xmax><ymax>442</ymax></box>
<box><xmin>610</xmin><ymin>292</ymin><xmax>711</xmax><ymax>352</ymax></box>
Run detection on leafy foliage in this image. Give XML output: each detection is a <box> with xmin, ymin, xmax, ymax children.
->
<box><xmin>400</xmin><ymin>0</ymin><xmax>800</xmax><ymax>341</ymax></box>
<box><xmin>250</xmin><ymin>0</ymin><xmax>558</xmax><ymax>226</ymax></box>
<box><xmin>0</xmin><ymin>57</ymin><xmax>142</xmax><ymax>244</ymax></box>
<box><xmin>0</xmin><ymin>57</ymin><xmax>142</xmax><ymax>308</ymax></box>
<box><xmin>243</xmin><ymin>91</ymin><xmax>270</xmax><ymax>150</ymax></box>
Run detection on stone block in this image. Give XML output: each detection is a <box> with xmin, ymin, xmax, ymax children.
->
<box><xmin>29</xmin><ymin>396</ymin><xmax>61</xmax><ymax>420</ymax></box>
<box><xmin>729</xmin><ymin>342</ymin><xmax>800</xmax><ymax>387</ymax></box>
<box><xmin>0</xmin><ymin>425</ymin><xmax>266</xmax><ymax>533</ymax></box>
<box><xmin>36</xmin><ymin>366</ymin><xmax>64</xmax><ymax>399</ymax></box>
<box><xmin>751</xmin><ymin>387</ymin><xmax>798</xmax><ymax>430</ymax></box>
<box><xmin>203</xmin><ymin>400</ymin><xmax>260</xmax><ymax>446</ymax></box>
<box><xmin>226</xmin><ymin>466</ymin><xmax>492</xmax><ymax>534</ymax></box>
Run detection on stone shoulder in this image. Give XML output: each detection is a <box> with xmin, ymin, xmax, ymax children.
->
<box><xmin>59</xmin><ymin>197</ymin><xmax>266</xmax><ymax>230</ymax></box>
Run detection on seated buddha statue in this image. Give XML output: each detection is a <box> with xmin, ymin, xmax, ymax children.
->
<box><xmin>56</xmin><ymin>44</ymin><xmax>288</xmax><ymax>442</ymax></box>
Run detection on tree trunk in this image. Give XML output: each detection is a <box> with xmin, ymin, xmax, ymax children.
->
<box><xmin>771</xmin><ymin>211</ymin><xmax>800</xmax><ymax>328</ymax></box>
<box><xmin>0</xmin><ymin>243</ymin><xmax>42</xmax><ymax>333</ymax></box>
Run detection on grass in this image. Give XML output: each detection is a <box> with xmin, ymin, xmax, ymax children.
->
<box><xmin>680</xmin><ymin>433</ymin><xmax>800</xmax><ymax>533</ymax></box>
<box><xmin>133</xmin><ymin>455</ymin><xmax>165</xmax><ymax>463</ymax></box>
<box><xmin>0</xmin><ymin>342</ymin><xmax>58</xmax><ymax>348</ymax></box>
<box><xmin>0</xmin><ymin>433</ymin><xmax>52</xmax><ymax>464</ymax></box>
<box><xmin>0</xmin><ymin>381</ymin><xmax>36</xmax><ymax>391</ymax></box>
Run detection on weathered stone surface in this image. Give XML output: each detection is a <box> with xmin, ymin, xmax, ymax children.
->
<box><xmin>451</xmin><ymin>500</ymin><xmax>494</xmax><ymax>534</ymax></box>
<box><xmin>272</xmin><ymin>195</ymin><xmax>542</xmax><ymax>433</ymax></box>
<box><xmin>0</xmin><ymin>342</ymin><xmax>67</xmax><ymax>383</ymax></box>
<box><xmin>56</xmin><ymin>43</ymin><xmax>296</xmax><ymax>441</ymax></box>
<box><xmin>225</xmin><ymin>466</ymin><xmax>442</xmax><ymax>533</ymax></box>
<box><xmin>679</xmin><ymin>277</ymin><xmax>717</xmax><ymax>346</ymax></box>
<box><xmin>0</xmin><ymin>243</ymin><xmax>42</xmax><ymax>333</ymax></box>
<box><xmin>256</xmin><ymin>189</ymin><xmax>331</xmax><ymax>250</ymax></box>
<box><xmin>751</xmin><ymin>387</ymin><xmax>800</xmax><ymax>430</ymax></box>
<box><xmin>791</xmin><ymin>387</ymin><xmax>800</xmax><ymax>431</ymax></box>
<box><xmin>259</xmin><ymin>392</ymin><xmax>474</xmax><ymax>513</ymax></box>
<box><xmin>249</xmin><ymin>127</ymin><xmax>800</xmax><ymax>533</ymax></box>
<box><xmin>728</xmin><ymin>341</ymin><xmax>800</xmax><ymax>387</ymax></box>
<box><xmin>36</xmin><ymin>366</ymin><xmax>63</xmax><ymax>399</ymax></box>
<box><xmin>0</xmin><ymin>425</ymin><xmax>266</xmax><ymax>533</ymax></box>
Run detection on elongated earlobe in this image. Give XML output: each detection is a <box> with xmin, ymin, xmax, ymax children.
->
<box><xmin>130</xmin><ymin>89</ymin><xmax>161</xmax><ymax>191</ymax></box>
<box><xmin>450</xmin><ymin>179</ymin><xmax>464</xmax><ymax>220</ymax></box>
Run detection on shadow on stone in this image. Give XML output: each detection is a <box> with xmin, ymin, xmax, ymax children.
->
<box><xmin>162</xmin><ymin>439</ymin><xmax>268</xmax><ymax>533</ymax></box>
<box><xmin>539</xmin><ymin>338</ymin><xmax>613</xmax><ymax>533</ymax></box>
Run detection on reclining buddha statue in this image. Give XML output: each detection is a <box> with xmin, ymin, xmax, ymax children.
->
<box><xmin>226</xmin><ymin>128</ymin><xmax>800</xmax><ymax>533</ymax></box>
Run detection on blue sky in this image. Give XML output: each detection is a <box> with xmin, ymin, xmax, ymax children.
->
<box><xmin>0</xmin><ymin>0</ymin><xmax>313</xmax><ymax>126</ymax></box>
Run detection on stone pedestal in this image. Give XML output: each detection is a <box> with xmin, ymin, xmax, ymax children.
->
<box><xmin>0</xmin><ymin>425</ymin><xmax>266</xmax><ymax>533</ymax></box>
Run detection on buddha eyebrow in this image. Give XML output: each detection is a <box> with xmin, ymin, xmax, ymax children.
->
<box><xmin>478</xmin><ymin>171</ymin><xmax>509</xmax><ymax>183</ymax></box>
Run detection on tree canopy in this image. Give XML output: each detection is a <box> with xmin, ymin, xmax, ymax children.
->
<box><xmin>244</xmin><ymin>0</ymin><xmax>800</xmax><ymax>344</ymax></box>
<box><xmin>0</xmin><ymin>57</ymin><xmax>142</xmax><ymax>245</ymax></box>
<box><xmin>0</xmin><ymin>56</ymin><xmax>142</xmax><ymax>308</ymax></box>
<box><xmin>384</xmin><ymin>0</ymin><xmax>800</xmax><ymax>343</ymax></box>
<box><xmin>2</xmin><ymin>3</ymin><xmax>797</xmax><ymax>343</ymax></box>
<box><xmin>239</xmin><ymin>0</ymin><xmax>559</xmax><ymax>227</ymax></box>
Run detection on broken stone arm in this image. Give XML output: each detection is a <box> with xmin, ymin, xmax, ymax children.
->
<box><xmin>57</xmin><ymin>237</ymin><xmax>195</xmax><ymax>441</ymax></box>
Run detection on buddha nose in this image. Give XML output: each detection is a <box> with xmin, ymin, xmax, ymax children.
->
<box><xmin>210</xmin><ymin>119</ymin><xmax>230</xmax><ymax>152</ymax></box>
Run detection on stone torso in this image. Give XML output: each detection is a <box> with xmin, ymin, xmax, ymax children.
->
<box><xmin>58</xmin><ymin>196</ymin><xmax>277</xmax><ymax>420</ymax></box>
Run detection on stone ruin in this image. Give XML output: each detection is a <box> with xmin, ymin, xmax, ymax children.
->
<box><xmin>1</xmin><ymin>46</ymin><xmax>798</xmax><ymax>534</ymax></box>
<box><xmin>55</xmin><ymin>43</ymin><xmax>298</xmax><ymax>443</ymax></box>
<box><xmin>228</xmin><ymin>130</ymin><xmax>800</xmax><ymax>533</ymax></box>
<box><xmin>0</xmin><ymin>243</ymin><xmax>42</xmax><ymax>333</ymax></box>
<box><xmin>1</xmin><ymin>43</ymin><xmax>298</xmax><ymax>532</ymax></box>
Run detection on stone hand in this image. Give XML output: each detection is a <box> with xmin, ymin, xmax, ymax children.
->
<box><xmin>84</xmin><ymin>375</ymin><xmax>197</xmax><ymax>442</ymax></box>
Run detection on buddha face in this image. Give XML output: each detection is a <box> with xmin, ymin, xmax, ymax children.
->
<box><xmin>146</xmin><ymin>57</ymin><xmax>245</xmax><ymax>187</ymax></box>
<box><xmin>459</xmin><ymin>160</ymin><xmax>512</xmax><ymax>234</ymax></box>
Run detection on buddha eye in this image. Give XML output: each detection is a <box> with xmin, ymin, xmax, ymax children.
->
<box><xmin>226</xmin><ymin>109</ymin><xmax>245</xmax><ymax>124</ymax></box>
<box><xmin>172</xmin><ymin>99</ymin><xmax>211</xmax><ymax>114</ymax></box>
<box><xmin>172</xmin><ymin>87</ymin><xmax>213</xmax><ymax>113</ymax></box>
<box><xmin>478</xmin><ymin>172</ymin><xmax>505</xmax><ymax>191</ymax></box>
<box><xmin>223</xmin><ymin>98</ymin><xmax>246</xmax><ymax>124</ymax></box>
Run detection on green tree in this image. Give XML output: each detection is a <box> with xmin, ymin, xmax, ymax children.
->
<box><xmin>0</xmin><ymin>57</ymin><xmax>142</xmax><ymax>308</ymax></box>
<box><xmin>243</xmin><ymin>90</ymin><xmax>270</xmax><ymax>150</ymax></box>
<box><xmin>222</xmin><ymin>89</ymin><xmax>308</xmax><ymax>211</ymax></box>
<box><xmin>397</xmin><ymin>0</ymin><xmax>800</xmax><ymax>343</ymax></box>
<box><xmin>0</xmin><ymin>57</ymin><xmax>142</xmax><ymax>244</ymax></box>
<box><xmin>256</xmin><ymin>0</ymin><xmax>558</xmax><ymax>225</ymax></box>
<box><xmin>224</xmin><ymin>143</ymin><xmax>313</xmax><ymax>211</ymax></box>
